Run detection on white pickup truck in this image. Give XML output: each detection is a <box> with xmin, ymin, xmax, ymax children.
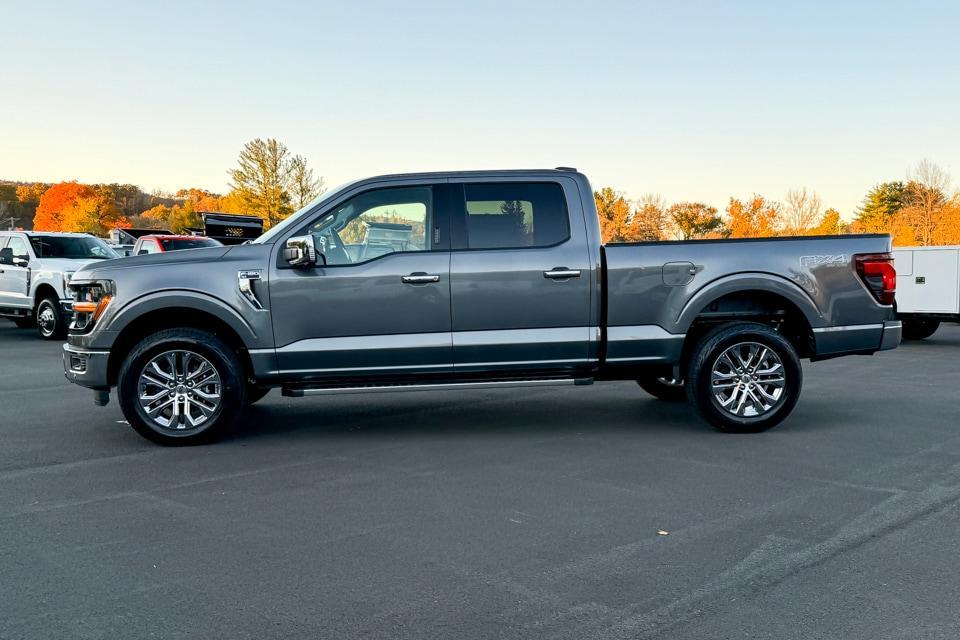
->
<box><xmin>893</xmin><ymin>245</ymin><xmax>960</xmax><ymax>339</ymax></box>
<box><xmin>0</xmin><ymin>231</ymin><xmax>119</xmax><ymax>339</ymax></box>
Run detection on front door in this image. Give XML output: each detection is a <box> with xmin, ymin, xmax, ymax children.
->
<box><xmin>448</xmin><ymin>179</ymin><xmax>593</xmax><ymax>373</ymax></box>
<box><xmin>270</xmin><ymin>184</ymin><xmax>452</xmax><ymax>380</ymax></box>
<box><xmin>0</xmin><ymin>236</ymin><xmax>32</xmax><ymax>310</ymax></box>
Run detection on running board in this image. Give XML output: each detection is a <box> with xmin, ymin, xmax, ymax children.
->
<box><xmin>281</xmin><ymin>377</ymin><xmax>594</xmax><ymax>397</ymax></box>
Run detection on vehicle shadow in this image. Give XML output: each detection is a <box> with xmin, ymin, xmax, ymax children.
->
<box><xmin>224</xmin><ymin>388</ymin><xmax>707</xmax><ymax>444</ymax></box>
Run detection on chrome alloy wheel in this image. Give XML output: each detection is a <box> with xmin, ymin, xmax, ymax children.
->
<box><xmin>137</xmin><ymin>350</ymin><xmax>222</xmax><ymax>430</ymax></box>
<box><xmin>710</xmin><ymin>342</ymin><xmax>786</xmax><ymax>418</ymax></box>
<box><xmin>38</xmin><ymin>304</ymin><xmax>57</xmax><ymax>337</ymax></box>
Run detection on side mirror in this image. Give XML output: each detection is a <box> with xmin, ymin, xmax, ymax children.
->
<box><xmin>137</xmin><ymin>249</ymin><xmax>148</xmax><ymax>256</ymax></box>
<box><xmin>283</xmin><ymin>235</ymin><xmax>324</xmax><ymax>267</ymax></box>
<box><xmin>0</xmin><ymin>248</ymin><xmax>11</xmax><ymax>266</ymax></box>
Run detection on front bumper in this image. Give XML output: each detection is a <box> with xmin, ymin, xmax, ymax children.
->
<box><xmin>879</xmin><ymin>320</ymin><xmax>902</xmax><ymax>351</ymax></box>
<box><xmin>63</xmin><ymin>343</ymin><xmax>110</xmax><ymax>390</ymax></box>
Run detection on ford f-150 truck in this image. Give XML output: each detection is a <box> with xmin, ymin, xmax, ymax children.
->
<box><xmin>61</xmin><ymin>169</ymin><xmax>901</xmax><ymax>445</ymax></box>
<box><xmin>0</xmin><ymin>231</ymin><xmax>119</xmax><ymax>339</ymax></box>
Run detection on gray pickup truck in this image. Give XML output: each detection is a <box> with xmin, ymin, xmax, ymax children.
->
<box><xmin>62</xmin><ymin>169</ymin><xmax>900</xmax><ymax>445</ymax></box>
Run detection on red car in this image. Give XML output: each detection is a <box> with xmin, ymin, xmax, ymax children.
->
<box><xmin>132</xmin><ymin>235</ymin><xmax>222</xmax><ymax>255</ymax></box>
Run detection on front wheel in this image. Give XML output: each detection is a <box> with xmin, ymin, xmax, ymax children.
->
<box><xmin>117</xmin><ymin>328</ymin><xmax>247</xmax><ymax>445</ymax></box>
<box><xmin>36</xmin><ymin>296</ymin><xmax>66</xmax><ymax>340</ymax></box>
<box><xmin>687</xmin><ymin>322</ymin><xmax>802</xmax><ymax>434</ymax></box>
<box><xmin>901</xmin><ymin>318</ymin><xmax>940</xmax><ymax>341</ymax></box>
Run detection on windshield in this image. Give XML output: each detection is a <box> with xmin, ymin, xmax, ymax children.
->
<box><xmin>252</xmin><ymin>181</ymin><xmax>353</xmax><ymax>244</ymax></box>
<box><xmin>29</xmin><ymin>235</ymin><xmax>118</xmax><ymax>260</ymax></box>
<box><xmin>159</xmin><ymin>237</ymin><xmax>222</xmax><ymax>251</ymax></box>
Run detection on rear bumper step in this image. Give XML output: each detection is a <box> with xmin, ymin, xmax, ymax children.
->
<box><xmin>281</xmin><ymin>377</ymin><xmax>594</xmax><ymax>397</ymax></box>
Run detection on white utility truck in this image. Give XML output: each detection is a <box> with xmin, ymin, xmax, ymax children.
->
<box><xmin>893</xmin><ymin>245</ymin><xmax>960</xmax><ymax>339</ymax></box>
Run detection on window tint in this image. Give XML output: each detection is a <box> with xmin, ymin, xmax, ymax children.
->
<box><xmin>462</xmin><ymin>182</ymin><xmax>569</xmax><ymax>249</ymax></box>
<box><xmin>304</xmin><ymin>186</ymin><xmax>432</xmax><ymax>265</ymax></box>
<box><xmin>159</xmin><ymin>238</ymin><xmax>222</xmax><ymax>251</ymax></box>
<box><xmin>29</xmin><ymin>235</ymin><xmax>116</xmax><ymax>259</ymax></box>
<box><xmin>7</xmin><ymin>237</ymin><xmax>29</xmax><ymax>258</ymax></box>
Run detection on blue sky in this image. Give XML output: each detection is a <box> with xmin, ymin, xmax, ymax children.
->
<box><xmin>2</xmin><ymin>0</ymin><xmax>958</xmax><ymax>217</ymax></box>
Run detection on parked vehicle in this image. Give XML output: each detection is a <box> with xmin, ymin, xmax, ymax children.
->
<box><xmin>62</xmin><ymin>169</ymin><xmax>901</xmax><ymax>445</ymax></box>
<box><xmin>132</xmin><ymin>234</ymin><xmax>223</xmax><ymax>255</ymax></box>
<box><xmin>0</xmin><ymin>231</ymin><xmax>119</xmax><ymax>338</ymax></box>
<box><xmin>199</xmin><ymin>212</ymin><xmax>264</xmax><ymax>245</ymax></box>
<box><xmin>892</xmin><ymin>245</ymin><xmax>960</xmax><ymax>339</ymax></box>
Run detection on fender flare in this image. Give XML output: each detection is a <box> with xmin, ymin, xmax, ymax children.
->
<box><xmin>107</xmin><ymin>290</ymin><xmax>259</xmax><ymax>346</ymax></box>
<box><xmin>675</xmin><ymin>272</ymin><xmax>824</xmax><ymax>333</ymax></box>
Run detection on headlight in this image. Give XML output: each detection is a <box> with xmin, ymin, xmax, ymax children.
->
<box><xmin>69</xmin><ymin>279</ymin><xmax>115</xmax><ymax>333</ymax></box>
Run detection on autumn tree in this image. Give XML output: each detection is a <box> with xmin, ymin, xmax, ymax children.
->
<box><xmin>289</xmin><ymin>154</ymin><xmax>326</xmax><ymax>209</ymax></box>
<box><xmin>810</xmin><ymin>208</ymin><xmax>846</xmax><ymax>235</ymax></box>
<box><xmin>229</xmin><ymin>139</ymin><xmax>324</xmax><ymax>228</ymax></box>
<box><xmin>726</xmin><ymin>195</ymin><xmax>780</xmax><ymax>238</ymax></box>
<box><xmin>632</xmin><ymin>194</ymin><xmax>667</xmax><ymax>241</ymax></box>
<box><xmin>594</xmin><ymin>187</ymin><xmax>633</xmax><ymax>243</ymax></box>
<box><xmin>934</xmin><ymin>197</ymin><xmax>960</xmax><ymax>245</ymax></box>
<box><xmin>782</xmin><ymin>187</ymin><xmax>822</xmax><ymax>235</ymax></box>
<box><xmin>34</xmin><ymin>182</ymin><xmax>96</xmax><ymax>231</ymax></box>
<box><xmin>901</xmin><ymin>159</ymin><xmax>950</xmax><ymax>246</ymax></box>
<box><xmin>16</xmin><ymin>183</ymin><xmax>48</xmax><ymax>205</ymax></box>
<box><xmin>668</xmin><ymin>202</ymin><xmax>725</xmax><ymax>240</ymax></box>
<box><xmin>59</xmin><ymin>194</ymin><xmax>129</xmax><ymax>235</ymax></box>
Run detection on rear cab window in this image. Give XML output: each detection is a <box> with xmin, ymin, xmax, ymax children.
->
<box><xmin>455</xmin><ymin>182</ymin><xmax>570</xmax><ymax>250</ymax></box>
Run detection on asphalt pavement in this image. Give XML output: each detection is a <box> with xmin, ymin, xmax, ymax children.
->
<box><xmin>1</xmin><ymin>322</ymin><xmax>959</xmax><ymax>639</ymax></box>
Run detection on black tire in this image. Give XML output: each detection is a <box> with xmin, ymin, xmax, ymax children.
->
<box><xmin>636</xmin><ymin>375</ymin><xmax>687</xmax><ymax>402</ymax></box>
<box><xmin>117</xmin><ymin>328</ymin><xmax>247</xmax><ymax>445</ymax></box>
<box><xmin>687</xmin><ymin>322</ymin><xmax>802</xmax><ymax>434</ymax></box>
<box><xmin>36</xmin><ymin>296</ymin><xmax>66</xmax><ymax>340</ymax></box>
<box><xmin>246</xmin><ymin>386</ymin><xmax>271</xmax><ymax>405</ymax></box>
<box><xmin>13</xmin><ymin>316</ymin><xmax>34</xmax><ymax>329</ymax></box>
<box><xmin>901</xmin><ymin>318</ymin><xmax>940</xmax><ymax>341</ymax></box>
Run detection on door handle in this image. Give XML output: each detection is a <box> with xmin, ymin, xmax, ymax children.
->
<box><xmin>401</xmin><ymin>273</ymin><xmax>440</xmax><ymax>284</ymax></box>
<box><xmin>543</xmin><ymin>268</ymin><xmax>581</xmax><ymax>279</ymax></box>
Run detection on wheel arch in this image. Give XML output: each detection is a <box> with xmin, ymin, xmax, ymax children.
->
<box><xmin>677</xmin><ymin>274</ymin><xmax>822</xmax><ymax>361</ymax></box>
<box><xmin>106</xmin><ymin>301</ymin><xmax>256</xmax><ymax>387</ymax></box>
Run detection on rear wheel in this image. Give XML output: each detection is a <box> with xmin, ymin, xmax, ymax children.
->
<box><xmin>901</xmin><ymin>318</ymin><xmax>940</xmax><ymax>341</ymax></box>
<box><xmin>36</xmin><ymin>296</ymin><xmax>66</xmax><ymax>340</ymax></box>
<box><xmin>687</xmin><ymin>322</ymin><xmax>802</xmax><ymax>433</ymax></box>
<box><xmin>117</xmin><ymin>328</ymin><xmax>246</xmax><ymax>445</ymax></box>
<box><xmin>636</xmin><ymin>375</ymin><xmax>686</xmax><ymax>402</ymax></box>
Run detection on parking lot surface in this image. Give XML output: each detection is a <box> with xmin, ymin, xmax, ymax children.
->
<box><xmin>2</xmin><ymin>323</ymin><xmax>960</xmax><ymax>639</ymax></box>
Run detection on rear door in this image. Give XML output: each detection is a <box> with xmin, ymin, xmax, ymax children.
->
<box><xmin>448</xmin><ymin>178</ymin><xmax>593</xmax><ymax>373</ymax></box>
<box><xmin>269</xmin><ymin>182</ymin><xmax>453</xmax><ymax>379</ymax></box>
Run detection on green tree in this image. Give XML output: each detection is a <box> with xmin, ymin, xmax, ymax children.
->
<box><xmin>853</xmin><ymin>181</ymin><xmax>906</xmax><ymax>233</ymax></box>
<box><xmin>668</xmin><ymin>202</ymin><xmax>726</xmax><ymax>240</ymax></box>
<box><xmin>811</xmin><ymin>208</ymin><xmax>846</xmax><ymax>235</ymax></box>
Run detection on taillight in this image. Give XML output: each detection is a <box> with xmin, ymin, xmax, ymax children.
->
<box><xmin>855</xmin><ymin>253</ymin><xmax>896</xmax><ymax>305</ymax></box>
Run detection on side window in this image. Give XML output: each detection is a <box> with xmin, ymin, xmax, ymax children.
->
<box><xmin>138</xmin><ymin>240</ymin><xmax>158</xmax><ymax>255</ymax></box>
<box><xmin>304</xmin><ymin>186</ymin><xmax>432</xmax><ymax>266</ymax></box>
<box><xmin>7</xmin><ymin>237</ymin><xmax>29</xmax><ymax>259</ymax></box>
<box><xmin>462</xmin><ymin>182</ymin><xmax>570</xmax><ymax>250</ymax></box>
<box><xmin>0</xmin><ymin>236</ymin><xmax>8</xmax><ymax>250</ymax></box>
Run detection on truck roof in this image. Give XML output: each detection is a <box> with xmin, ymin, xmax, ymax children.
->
<box><xmin>1</xmin><ymin>230</ymin><xmax>94</xmax><ymax>237</ymax></box>
<box><xmin>358</xmin><ymin>168</ymin><xmax>582</xmax><ymax>182</ymax></box>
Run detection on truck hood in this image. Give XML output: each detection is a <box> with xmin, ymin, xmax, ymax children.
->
<box><xmin>35</xmin><ymin>257</ymin><xmax>111</xmax><ymax>274</ymax></box>
<box><xmin>69</xmin><ymin>246</ymin><xmax>232</xmax><ymax>281</ymax></box>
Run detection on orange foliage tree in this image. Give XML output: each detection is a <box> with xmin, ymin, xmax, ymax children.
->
<box><xmin>34</xmin><ymin>182</ymin><xmax>96</xmax><ymax>230</ymax></box>
<box><xmin>34</xmin><ymin>182</ymin><xmax>129</xmax><ymax>233</ymax></box>
<box><xmin>726</xmin><ymin>195</ymin><xmax>780</xmax><ymax>238</ymax></box>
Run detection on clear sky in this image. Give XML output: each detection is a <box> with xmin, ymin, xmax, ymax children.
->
<box><xmin>2</xmin><ymin>0</ymin><xmax>958</xmax><ymax>217</ymax></box>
